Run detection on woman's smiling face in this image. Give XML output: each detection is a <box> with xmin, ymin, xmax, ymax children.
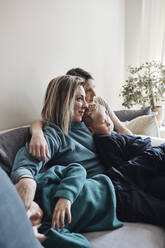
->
<box><xmin>72</xmin><ymin>85</ymin><xmax>88</xmax><ymax>122</ymax></box>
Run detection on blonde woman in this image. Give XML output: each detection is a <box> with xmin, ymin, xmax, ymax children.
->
<box><xmin>11</xmin><ymin>75</ymin><xmax>122</xmax><ymax>248</ymax></box>
<box><xmin>12</xmin><ymin>75</ymin><xmax>86</xmax><ymax>209</ymax></box>
<box><xmin>29</xmin><ymin>68</ymin><xmax>132</xmax><ymax>162</ymax></box>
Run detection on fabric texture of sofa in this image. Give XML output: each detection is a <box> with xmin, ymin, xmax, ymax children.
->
<box><xmin>114</xmin><ymin>106</ymin><xmax>160</xmax><ymax>137</ymax></box>
<box><xmin>0</xmin><ymin>125</ymin><xmax>165</xmax><ymax>248</ymax></box>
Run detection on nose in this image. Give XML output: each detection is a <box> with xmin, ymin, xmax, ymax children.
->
<box><xmin>92</xmin><ymin>88</ymin><xmax>96</xmax><ymax>97</ymax></box>
<box><xmin>106</xmin><ymin>119</ymin><xmax>111</xmax><ymax>127</ymax></box>
<box><xmin>83</xmin><ymin>99</ymin><xmax>88</xmax><ymax>109</ymax></box>
<box><xmin>87</xmin><ymin>89</ymin><xmax>96</xmax><ymax>103</ymax></box>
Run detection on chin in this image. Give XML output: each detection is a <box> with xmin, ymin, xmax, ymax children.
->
<box><xmin>73</xmin><ymin>117</ymin><xmax>82</xmax><ymax>122</ymax></box>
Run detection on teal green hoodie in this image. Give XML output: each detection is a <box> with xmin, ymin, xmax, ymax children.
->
<box><xmin>35</xmin><ymin>163</ymin><xmax>123</xmax><ymax>248</ymax></box>
<box><xmin>11</xmin><ymin>122</ymin><xmax>106</xmax><ymax>183</ymax></box>
<box><xmin>11</xmin><ymin>122</ymin><xmax>123</xmax><ymax>248</ymax></box>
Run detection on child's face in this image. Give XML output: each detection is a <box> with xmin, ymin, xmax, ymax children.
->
<box><xmin>91</xmin><ymin>106</ymin><xmax>111</xmax><ymax>134</ymax></box>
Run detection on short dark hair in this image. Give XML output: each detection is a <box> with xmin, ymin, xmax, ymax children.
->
<box><xmin>66</xmin><ymin>68</ymin><xmax>93</xmax><ymax>82</ymax></box>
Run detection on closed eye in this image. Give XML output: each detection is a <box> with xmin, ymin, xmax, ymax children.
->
<box><xmin>76</xmin><ymin>96</ymin><xmax>83</xmax><ymax>101</ymax></box>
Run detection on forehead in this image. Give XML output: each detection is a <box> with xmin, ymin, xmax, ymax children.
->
<box><xmin>93</xmin><ymin>106</ymin><xmax>106</xmax><ymax>120</ymax></box>
<box><xmin>84</xmin><ymin>79</ymin><xmax>95</xmax><ymax>89</ymax></box>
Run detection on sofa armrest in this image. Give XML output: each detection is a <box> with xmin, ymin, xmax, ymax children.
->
<box><xmin>140</xmin><ymin>135</ymin><xmax>165</xmax><ymax>146</ymax></box>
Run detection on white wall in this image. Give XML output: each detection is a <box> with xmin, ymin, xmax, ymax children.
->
<box><xmin>0</xmin><ymin>0</ymin><xmax>125</xmax><ymax>131</ymax></box>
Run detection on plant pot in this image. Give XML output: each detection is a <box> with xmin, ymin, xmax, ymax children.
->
<box><xmin>152</xmin><ymin>106</ymin><xmax>165</xmax><ymax>126</ymax></box>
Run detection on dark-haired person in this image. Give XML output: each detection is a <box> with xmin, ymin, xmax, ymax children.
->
<box><xmin>29</xmin><ymin>68</ymin><xmax>132</xmax><ymax>162</ymax></box>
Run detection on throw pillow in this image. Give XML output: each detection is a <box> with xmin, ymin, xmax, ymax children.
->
<box><xmin>123</xmin><ymin>114</ymin><xmax>160</xmax><ymax>137</ymax></box>
<box><xmin>114</xmin><ymin>106</ymin><xmax>152</xmax><ymax>122</ymax></box>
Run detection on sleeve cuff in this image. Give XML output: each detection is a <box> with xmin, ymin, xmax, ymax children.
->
<box><xmin>11</xmin><ymin>168</ymin><xmax>33</xmax><ymax>184</ymax></box>
<box><xmin>54</xmin><ymin>190</ymin><xmax>75</xmax><ymax>204</ymax></box>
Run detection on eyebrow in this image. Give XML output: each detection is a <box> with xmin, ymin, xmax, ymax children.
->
<box><xmin>78</xmin><ymin>94</ymin><xmax>85</xmax><ymax>98</ymax></box>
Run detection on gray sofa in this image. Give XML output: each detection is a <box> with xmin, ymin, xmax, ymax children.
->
<box><xmin>0</xmin><ymin>126</ymin><xmax>165</xmax><ymax>248</ymax></box>
<box><xmin>84</xmin><ymin>222</ymin><xmax>165</xmax><ymax>248</ymax></box>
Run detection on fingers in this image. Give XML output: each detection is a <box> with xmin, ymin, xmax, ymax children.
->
<box><xmin>66</xmin><ymin>208</ymin><xmax>71</xmax><ymax>224</ymax></box>
<box><xmin>51</xmin><ymin>199</ymin><xmax>71</xmax><ymax>230</ymax></box>
<box><xmin>40</xmin><ymin>146</ymin><xmax>46</xmax><ymax>162</ymax></box>
<box><xmin>29</xmin><ymin>135</ymin><xmax>50</xmax><ymax>161</ymax></box>
<box><xmin>30</xmin><ymin>144</ymin><xmax>41</xmax><ymax>161</ymax></box>
<box><xmin>51</xmin><ymin>210</ymin><xmax>65</xmax><ymax>230</ymax></box>
<box><xmin>29</xmin><ymin>210</ymin><xmax>43</xmax><ymax>225</ymax></box>
<box><xmin>46</xmin><ymin>146</ymin><xmax>51</xmax><ymax>159</ymax></box>
<box><xmin>29</xmin><ymin>145</ymin><xmax>37</xmax><ymax>159</ymax></box>
<box><xmin>60</xmin><ymin>211</ymin><xmax>65</xmax><ymax>229</ymax></box>
<box><xmin>51</xmin><ymin>209</ymin><xmax>60</xmax><ymax>230</ymax></box>
<box><xmin>36</xmin><ymin>146</ymin><xmax>41</xmax><ymax>161</ymax></box>
<box><xmin>29</xmin><ymin>144</ymin><xmax>50</xmax><ymax>162</ymax></box>
<box><xmin>29</xmin><ymin>145</ymin><xmax>32</xmax><ymax>156</ymax></box>
<box><xmin>40</xmin><ymin>145</ymin><xmax>50</xmax><ymax>161</ymax></box>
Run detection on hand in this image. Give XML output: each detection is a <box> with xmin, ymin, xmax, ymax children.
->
<box><xmin>15</xmin><ymin>177</ymin><xmax>37</xmax><ymax>210</ymax></box>
<box><xmin>29</xmin><ymin>134</ymin><xmax>50</xmax><ymax>162</ymax></box>
<box><xmin>51</xmin><ymin>198</ymin><xmax>71</xmax><ymax>230</ymax></box>
<box><xmin>27</xmin><ymin>201</ymin><xmax>43</xmax><ymax>226</ymax></box>
<box><xmin>32</xmin><ymin>224</ymin><xmax>47</xmax><ymax>243</ymax></box>
<box><xmin>27</xmin><ymin>201</ymin><xmax>46</xmax><ymax>243</ymax></box>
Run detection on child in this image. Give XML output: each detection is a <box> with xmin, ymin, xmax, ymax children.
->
<box><xmin>83</xmin><ymin>103</ymin><xmax>165</xmax><ymax>202</ymax></box>
<box><xmin>83</xmin><ymin>103</ymin><xmax>112</xmax><ymax>135</ymax></box>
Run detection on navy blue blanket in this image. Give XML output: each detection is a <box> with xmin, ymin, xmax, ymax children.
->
<box><xmin>93</xmin><ymin>133</ymin><xmax>165</xmax><ymax>191</ymax></box>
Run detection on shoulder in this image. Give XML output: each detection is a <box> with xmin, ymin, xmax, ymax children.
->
<box><xmin>95</xmin><ymin>96</ymin><xmax>114</xmax><ymax>116</ymax></box>
<box><xmin>43</xmin><ymin>122</ymin><xmax>67</xmax><ymax>148</ymax></box>
<box><xmin>43</xmin><ymin>121</ymin><xmax>64</xmax><ymax>137</ymax></box>
<box><xmin>95</xmin><ymin>96</ymin><xmax>112</xmax><ymax>110</ymax></box>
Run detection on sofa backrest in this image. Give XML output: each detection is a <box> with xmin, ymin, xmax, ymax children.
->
<box><xmin>0</xmin><ymin>127</ymin><xmax>30</xmax><ymax>175</ymax></box>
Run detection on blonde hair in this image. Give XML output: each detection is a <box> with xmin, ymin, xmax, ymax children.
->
<box><xmin>83</xmin><ymin>103</ymin><xmax>101</xmax><ymax>128</ymax></box>
<box><xmin>41</xmin><ymin>75</ymin><xmax>85</xmax><ymax>134</ymax></box>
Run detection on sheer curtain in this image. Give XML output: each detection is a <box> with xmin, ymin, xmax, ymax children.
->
<box><xmin>125</xmin><ymin>0</ymin><xmax>165</xmax><ymax>66</ymax></box>
<box><xmin>139</xmin><ymin>0</ymin><xmax>165</xmax><ymax>64</ymax></box>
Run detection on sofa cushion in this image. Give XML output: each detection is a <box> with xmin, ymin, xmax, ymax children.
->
<box><xmin>83</xmin><ymin>222</ymin><xmax>165</xmax><ymax>248</ymax></box>
<box><xmin>114</xmin><ymin>106</ymin><xmax>152</xmax><ymax>122</ymax></box>
<box><xmin>0</xmin><ymin>127</ymin><xmax>30</xmax><ymax>175</ymax></box>
<box><xmin>123</xmin><ymin>114</ymin><xmax>160</xmax><ymax>137</ymax></box>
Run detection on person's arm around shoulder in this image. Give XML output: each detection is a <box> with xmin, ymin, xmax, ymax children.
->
<box><xmin>12</xmin><ymin>126</ymin><xmax>61</xmax><ymax>210</ymax></box>
<box><xmin>97</xmin><ymin>97</ymin><xmax>132</xmax><ymax>135</ymax></box>
<box><xmin>29</xmin><ymin>120</ymin><xmax>50</xmax><ymax>162</ymax></box>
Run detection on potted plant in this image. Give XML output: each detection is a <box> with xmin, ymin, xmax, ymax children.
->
<box><xmin>120</xmin><ymin>61</ymin><xmax>165</xmax><ymax>125</ymax></box>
